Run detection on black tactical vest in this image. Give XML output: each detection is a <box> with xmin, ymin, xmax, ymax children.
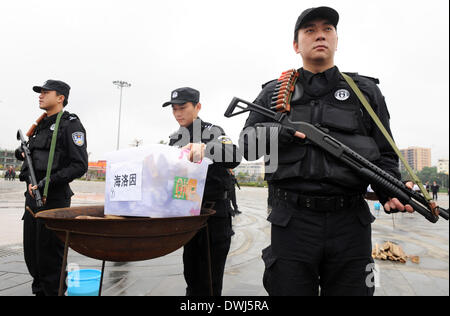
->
<box><xmin>267</xmin><ymin>73</ymin><xmax>380</xmax><ymax>192</ymax></box>
<box><xmin>27</xmin><ymin>112</ymin><xmax>73</xmax><ymax>175</ymax></box>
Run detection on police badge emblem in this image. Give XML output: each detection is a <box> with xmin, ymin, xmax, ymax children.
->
<box><xmin>72</xmin><ymin>132</ymin><xmax>85</xmax><ymax>146</ymax></box>
<box><xmin>218</xmin><ymin>135</ymin><xmax>232</xmax><ymax>144</ymax></box>
<box><xmin>335</xmin><ymin>89</ymin><xmax>350</xmax><ymax>101</ymax></box>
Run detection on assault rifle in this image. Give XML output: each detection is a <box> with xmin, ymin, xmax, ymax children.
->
<box><xmin>17</xmin><ymin>129</ymin><xmax>43</xmax><ymax>208</ymax></box>
<box><xmin>225</xmin><ymin>97</ymin><xmax>449</xmax><ymax>223</ymax></box>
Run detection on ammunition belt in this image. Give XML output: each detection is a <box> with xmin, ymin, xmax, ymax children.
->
<box><xmin>270</xmin><ymin>69</ymin><xmax>299</xmax><ymax>113</ymax></box>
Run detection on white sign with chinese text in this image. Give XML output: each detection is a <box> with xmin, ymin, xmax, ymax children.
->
<box><xmin>108</xmin><ymin>161</ymin><xmax>143</xmax><ymax>202</ymax></box>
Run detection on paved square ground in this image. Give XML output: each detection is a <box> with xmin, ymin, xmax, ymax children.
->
<box><xmin>0</xmin><ymin>179</ymin><xmax>448</xmax><ymax>296</ymax></box>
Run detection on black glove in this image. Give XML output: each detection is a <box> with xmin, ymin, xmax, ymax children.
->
<box><xmin>15</xmin><ymin>147</ymin><xmax>25</xmax><ymax>161</ymax></box>
<box><xmin>370</xmin><ymin>187</ymin><xmax>393</xmax><ymax>214</ymax></box>
<box><xmin>373</xmin><ymin>181</ymin><xmax>414</xmax><ymax>215</ymax></box>
<box><xmin>37</xmin><ymin>177</ymin><xmax>47</xmax><ymax>190</ymax></box>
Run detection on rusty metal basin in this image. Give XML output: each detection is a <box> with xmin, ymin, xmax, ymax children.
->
<box><xmin>36</xmin><ymin>205</ymin><xmax>215</xmax><ymax>262</ymax></box>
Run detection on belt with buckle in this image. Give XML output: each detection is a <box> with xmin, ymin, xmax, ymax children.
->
<box><xmin>273</xmin><ymin>188</ymin><xmax>363</xmax><ymax>212</ymax></box>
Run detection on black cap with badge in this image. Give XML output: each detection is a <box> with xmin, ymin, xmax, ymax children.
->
<box><xmin>162</xmin><ymin>87</ymin><xmax>200</xmax><ymax>107</ymax></box>
<box><xmin>294</xmin><ymin>6</ymin><xmax>339</xmax><ymax>39</ymax></box>
<box><xmin>33</xmin><ymin>80</ymin><xmax>71</xmax><ymax>106</ymax></box>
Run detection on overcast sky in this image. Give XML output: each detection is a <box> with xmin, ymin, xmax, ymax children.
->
<box><xmin>0</xmin><ymin>0</ymin><xmax>448</xmax><ymax>164</ymax></box>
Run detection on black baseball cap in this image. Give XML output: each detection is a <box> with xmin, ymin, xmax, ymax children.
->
<box><xmin>162</xmin><ymin>87</ymin><xmax>200</xmax><ymax>107</ymax></box>
<box><xmin>33</xmin><ymin>80</ymin><xmax>71</xmax><ymax>106</ymax></box>
<box><xmin>294</xmin><ymin>6</ymin><xmax>339</xmax><ymax>37</ymax></box>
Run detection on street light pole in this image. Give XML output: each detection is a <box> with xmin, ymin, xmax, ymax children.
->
<box><xmin>112</xmin><ymin>80</ymin><xmax>131</xmax><ymax>150</ymax></box>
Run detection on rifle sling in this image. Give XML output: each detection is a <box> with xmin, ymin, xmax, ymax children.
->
<box><xmin>43</xmin><ymin>111</ymin><xmax>63</xmax><ymax>199</ymax></box>
<box><xmin>341</xmin><ymin>73</ymin><xmax>432</xmax><ymax>201</ymax></box>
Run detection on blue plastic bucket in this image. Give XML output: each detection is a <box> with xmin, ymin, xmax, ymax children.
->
<box><xmin>374</xmin><ymin>202</ymin><xmax>381</xmax><ymax>211</ymax></box>
<box><xmin>67</xmin><ymin>269</ymin><xmax>101</xmax><ymax>296</ymax></box>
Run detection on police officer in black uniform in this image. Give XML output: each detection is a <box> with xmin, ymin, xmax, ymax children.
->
<box><xmin>16</xmin><ymin>80</ymin><xmax>88</xmax><ymax>296</ymax></box>
<box><xmin>227</xmin><ymin>169</ymin><xmax>241</xmax><ymax>216</ymax></box>
<box><xmin>241</xmin><ymin>7</ymin><xmax>413</xmax><ymax>296</ymax></box>
<box><xmin>163</xmin><ymin>87</ymin><xmax>241</xmax><ymax>296</ymax></box>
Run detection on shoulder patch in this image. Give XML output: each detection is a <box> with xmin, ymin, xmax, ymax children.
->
<box><xmin>72</xmin><ymin>132</ymin><xmax>85</xmax><ymax>146</ymax></box>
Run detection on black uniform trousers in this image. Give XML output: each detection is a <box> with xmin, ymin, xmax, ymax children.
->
<box><xmin>183</xmin><ymin>199</ymin><xmax>232</xmax><ymax>296</ymax></box>
<box><xmin>262</xmin><ymin>193</ymin><xmax>376</xmax><ymax>296</ymax></box>
<box><xmin>23</xmin><ymin>192</ymin><xmax>70</xmax><ymax>296</ymax></box>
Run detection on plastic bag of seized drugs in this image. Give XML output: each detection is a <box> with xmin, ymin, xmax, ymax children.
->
<box><xmin>104</xmin><ymin>144</ymin><xmax>212</xmax><ymax>218</ymax></box>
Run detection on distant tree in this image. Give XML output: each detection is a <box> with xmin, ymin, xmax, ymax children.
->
<box><xmin>402</xmin><ymin>166</ymin><xmax>448</xmax><ymax>190</ymax></box>
<box><xmin>400</xmin><ymin>168</ymin><xmax>410</xmax><ymax>182</ymax></box>
<box><xmin>417</xmin><ymin>167</ymin><xmax>438</xmax><ymax>184</ymax></box>
<box><xmin>436</xmin><ymin>173</ymin><xmax>449</xmax><ymax>189</ymax></box>
<box><xmin>236</xmin><ymin>172</ymin><xmax>249</xmax><ymax>183</ymax></box>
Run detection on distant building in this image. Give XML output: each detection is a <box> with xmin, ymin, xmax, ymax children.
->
<box><xmin>437</xmin><ymin>159</ymin><xmax>449</xmax><ymax>174</ymax></box>
<box><xmin>233</xmin><ymin>160</ymin><xmax>265</xmax><ymax>182</ymax></box>
<box><xmin>400</xmin><ymin>147</ymin><xmax>431</xmax><ymax>171</ymax></box>
<box><xmin>0</xmin><ymin>149</ymin><xmax>22</xmax><ymax>170</ymax></box>
<box><xmin>87</xmin><ymin>160</ymin><xmax>107</xmax><ymax>179</ymax></box>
